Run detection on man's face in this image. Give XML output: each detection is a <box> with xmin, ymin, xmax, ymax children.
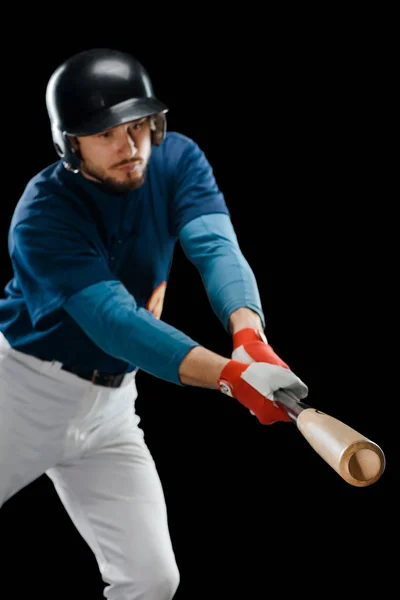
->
<box><xmin>73</xmin><ymin>117</ymin><xmax>152</xmax><ymax>192</ymax></box>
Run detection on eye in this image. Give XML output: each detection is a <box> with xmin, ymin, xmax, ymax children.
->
<box><xmin>98</xmin><ymin>131</ymin><xmax>110</xmax><ymax>139</ymax></box>
<box><xmin>131</xmin><ymin>122</ymin><xmax>143</xmax><ymax>131</ymax></box>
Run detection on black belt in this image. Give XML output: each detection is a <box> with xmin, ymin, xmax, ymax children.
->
<box><xmin>61</xmin><ymin>364</ymin><xmax>126</xmax><ymax>388</ymax></box>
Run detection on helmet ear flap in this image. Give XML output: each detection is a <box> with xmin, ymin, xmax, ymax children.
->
<box><xmin>50</xmin><ymin>126</ymin><xmax>80</xmax><ymax>172</ymax></box>
<box><xmin>60</xmin><ymin>132</ymin><xmax>81</xmax><ymax>172</ymax></box>
<box><xmin>150</xmin><ymin>113</ymin><xmax>167</xmax><ymax>145</ymax></box>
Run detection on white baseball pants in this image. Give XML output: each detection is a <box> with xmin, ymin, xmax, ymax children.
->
<box><xmin>0</xmin><ymin>332</ymin><xmax>179</xmax><ymax>600</ymax></box>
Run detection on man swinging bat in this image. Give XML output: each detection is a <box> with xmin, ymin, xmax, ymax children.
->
<box><xmin>0</xmin><ymin>48</ymin><xmax>309</xmax><ymax>599</ymax></box>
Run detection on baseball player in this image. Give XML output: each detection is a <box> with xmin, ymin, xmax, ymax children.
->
<box><xmin>0</xmin><ymin>48</ymin><xmax>308</xmax><ymax>599</ymax></box>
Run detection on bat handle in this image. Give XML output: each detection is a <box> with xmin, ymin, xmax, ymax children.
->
<box><xmin>274</xmin><ymin>388</ymin><xmax>308</xmax><ymax>420</ymax></box>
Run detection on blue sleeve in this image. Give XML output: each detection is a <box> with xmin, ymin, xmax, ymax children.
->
<box><xmin>63</xmin><ymin>280</ymin><xmax>200</xmax><ymax>385</ymax></box>
<box><xmin>9</xmin><ymin>216</ymin><xmax>119</xmax><ymax>329</ymax></box>
<box><xmin>169</xmin><ymin>136</ymin><xmax>230</xmax><ymax>236</ymax></box>
<box><xmin>179</xmin><ymin>213</ymin><xmax>265</xmax><ymax>331</ymax></box>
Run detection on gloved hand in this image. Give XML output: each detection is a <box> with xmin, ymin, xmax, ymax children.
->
<box><xmin>231</xmin><ymin>327</ymin><xmax>289</xmax><ymax>368</ymax></box>
<box><xmin>218</xmin><ymin>358</ymin><xmax>308</xmax><ymax>425</ymax></box>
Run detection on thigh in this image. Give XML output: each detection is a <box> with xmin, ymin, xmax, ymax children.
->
<box><xmin>0</xmin><ymin>334</ymin><xmax>91</xmax><ymax>508</ymax></box>
<box><xmin>0</xmin><ymin>357</ymin><xmax>68</xmax><ymax>506</ymax></box>
<box><xmin>46</xmin><ymin>417</ymin><xmax>177</xmax><ymax>592</ymax></box>
<box><xmin>0</xmin><ymin>385</ymin><xmax>49</xmax><ymax>506</ymax></box>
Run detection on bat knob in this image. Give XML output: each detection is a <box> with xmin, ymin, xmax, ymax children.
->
<box><xmin>342</xmin><ymin>441</ymin><xmax>386</xmax><ymax>487</ymax></box>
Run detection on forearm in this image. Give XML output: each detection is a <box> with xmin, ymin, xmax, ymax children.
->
<box><xmin>179</xmin><ymin>346</ymin><xmax>230</xmax><ymax>387</ymax></box>
<box><xmin>179</xmin><ymin>214</ymin><xmax>265</xmax><ymax>331</ymax></box>
<box><xmin>64</xmin><ymin>279</ymin><xmax>236</xmax><ymax>389</ymax></box>
<box><xmin>63</xmin><ymin>280</ymin><xmax>200</xmax><ymax>385</ymax></box>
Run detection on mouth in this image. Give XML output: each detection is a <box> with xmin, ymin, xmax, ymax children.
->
<box><xmin>115</xmin><ymin>161</ymin><xmax>143</xmax><ymax>173</ymax></box>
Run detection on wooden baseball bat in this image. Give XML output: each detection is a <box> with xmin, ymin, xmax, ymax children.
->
<box><xmin>274</xmin><ymin>389</ymin><xmax>385</xmax><ymax>487</ymax></box>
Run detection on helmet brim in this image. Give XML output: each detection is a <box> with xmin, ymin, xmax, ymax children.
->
<box><xmin>64</xmin><ymin>97</ymin><xmax>168</xmax><ymax>136</ymax></box>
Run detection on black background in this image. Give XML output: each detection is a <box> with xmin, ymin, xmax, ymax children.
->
<box><xmin>0</xmin><ymin>14</ymin><xmax>396</xmax><ymax>599</ymax></box>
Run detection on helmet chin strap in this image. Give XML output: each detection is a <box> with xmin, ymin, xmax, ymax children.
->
<box><xmin>64</xmin><ymin>161</ymin><xmax>80</xmax><ymax>173</ymax></box>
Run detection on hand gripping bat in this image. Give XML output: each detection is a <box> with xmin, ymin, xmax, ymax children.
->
<box><xmin>274</xmin><ymin>389</ymin><xmax>385</xmax><ymax>487</ymax></box>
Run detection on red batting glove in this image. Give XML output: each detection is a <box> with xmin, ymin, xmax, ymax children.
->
<box><xmin>218</xmin><ymin>359</ymin><xmax>293</xmax><ymax>424</ymax></box>
<box><xmin>232</xmin><ymin>327</ymin><xmax>290</xmax><ymax>369</ymax></box>
<box><xmin>224</xmin><ymin>327</ymin><xmax>308</xmax><ymax>424</ymax></box>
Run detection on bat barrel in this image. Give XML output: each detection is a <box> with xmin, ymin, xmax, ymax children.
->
<box><xmin>275</xmin><ymin>389</ymin><xmax>386</xmax><ymax>487</ymax></box>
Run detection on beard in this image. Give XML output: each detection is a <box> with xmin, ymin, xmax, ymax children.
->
<box><xmin>79</xmin><ymin>159</ymin><xmax>149</xmax><ymax>193</ymax></box>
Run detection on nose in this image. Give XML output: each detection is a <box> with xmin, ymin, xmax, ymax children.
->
<box><xmin>118</xmin><ymin>130</ymin><xmax>137</xmax><ymax>158</ymax></box>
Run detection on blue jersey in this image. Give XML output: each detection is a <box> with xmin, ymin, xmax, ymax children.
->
<box><xmin>0</xmin><ymin>132</ymin><xmax>230</xmax><ymax>374</ymax></box>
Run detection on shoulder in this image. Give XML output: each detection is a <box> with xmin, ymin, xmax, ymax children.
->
<box><xmin>12</xmin><ymin>161</ymin><xmax>84</xmax><ymax>210</ymax></box>
<box><xmin>151</xmin><ymin>131</ymin><xmax>214</xmax><ymax>185</ymax></box>
<box><xmin>152</xmin><ymin>131</ymin><xmax>206</xmax><ymax>166</ymax></box>
<box><xmin>24</xmin><ymin>160</ymin><xmax>65</xmax><ymax>193</ymax></box>
<box><xmin>10</xmin><ymin>161</ymin><xmax>87</xmax><ymax>230</ymax></box>
<box><xmin>14</xmin><ymin>160</ymin><xmax>68</xmax><ymax>208</ymax></box>
<box><xmin>162</xmin><ymin>131</ymin><xmax>200</xmax><ymax>152</ymax></box>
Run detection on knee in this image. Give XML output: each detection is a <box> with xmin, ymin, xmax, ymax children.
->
<box><xmin>147</xmin><ymin>559</ymin><xmax>180</xmax><ymax>600</ymax></box>
<box><xmin>105</xmin><ymin>556</ymin><xmax>180</xmax><ymax>600</ymax></box>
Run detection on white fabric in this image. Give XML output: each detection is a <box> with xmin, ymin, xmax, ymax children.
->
<box><xmin>240</xmin><ymin>361</ymin><xmax>309</xmax><ymax>402</ymax></box>
<box><xmin>0</xmin><ymin>332</ymin><xmax>179</xmax><ymax>600</ymax></box>
<box><xmin>231</xmin><ymin>344</ymin><xmax>254</xmax><ymax>364</ymax></box>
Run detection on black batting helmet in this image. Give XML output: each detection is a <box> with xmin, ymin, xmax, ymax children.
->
<box><xmin>45</xmin><ymin>48</ymin><xmax>168</xmax><ymax>172</ymax></box>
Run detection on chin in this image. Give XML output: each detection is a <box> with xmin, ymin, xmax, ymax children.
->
<box><xmin>109</xmin><ymin>176</ymin><xmax>145</xmax><ymax>193</ymax></box>
<box><xmin>112</xmin><ymin>165</ymin><xmax>148</xmax><ymax>190</ymax></box>
<box><xmin>80</xmin><ymin>161</ymin><xmax>148</xmax><ymax>193</ymax></box>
